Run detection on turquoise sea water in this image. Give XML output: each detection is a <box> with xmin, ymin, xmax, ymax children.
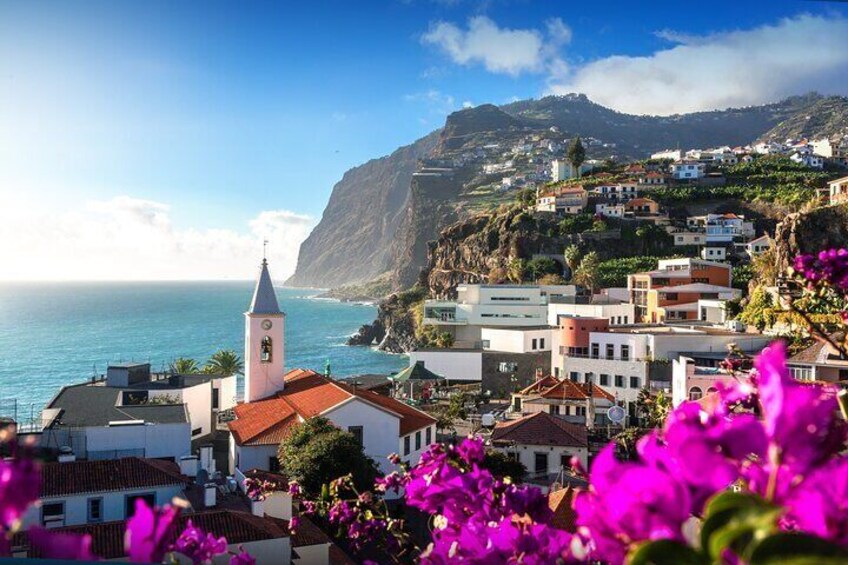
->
<box><xmin>0</xmin><ymin>282</ymin><xmax>405</xmax><ymax>417</ymax></box>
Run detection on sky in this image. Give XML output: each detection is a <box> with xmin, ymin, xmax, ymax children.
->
<box><xmin>2</xmin><ymin>0</ymin><xmax>848</xmax><ymax>281</ymax></box>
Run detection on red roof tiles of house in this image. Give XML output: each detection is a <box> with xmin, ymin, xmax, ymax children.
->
<box><xmin>548</xmin><ymin>485</ymin><xmax>577</xmax><ymax>532</ymax></box>
<box><xmin>491</xmin><ymin>412</ymin><xmax>587</xmax><ymax>448</ymax></box>
<box><xmin>539</xmin><ymin>379</ymin><xmax>615</xmax><ymax>402</ymax></box>
<box><xmin>229</xmin><ymin>368</ymin><xmax>436</xmax><ymax>446</ymax></box>
<box><xmin>517</xmin><ymin>375</ymin><xmax>560</xmax><ymax>395</ymax></box>
<box><xmin>40</xmin><ymin>457</ymin><xmax>187</xmax><ymax>498</ymax></box>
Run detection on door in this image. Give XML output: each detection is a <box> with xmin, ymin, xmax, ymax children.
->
<box><xmin>534</xmin><ymin>452</ymin><xmax>548</xmax><ymax>477</ymax></box>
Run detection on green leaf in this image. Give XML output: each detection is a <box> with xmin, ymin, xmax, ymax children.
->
<box><xmin>700</xmin><ymin>492</ymin><xmax>781</xmax><ymax>562</ymax></box>
<box><xmin>628</xmin><ymin>540</ymin><xmax>707</xmax><ymax>565</ymax></box>
<box><xmin>749</xmin><ymin>532</ymin><xmax>848</xmax><ymax>565</ymax></box>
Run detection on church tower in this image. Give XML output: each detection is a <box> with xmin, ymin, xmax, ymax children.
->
<box><xmin>244</xmin><ymin>258</ymin><xmax>286</xmax><ymax>402</ymax></box>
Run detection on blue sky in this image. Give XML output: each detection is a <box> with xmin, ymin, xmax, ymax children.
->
<box><xmin>1</xmin><ymin>0</ymin><xmax>848</xmax><ymax>280</ymax></box>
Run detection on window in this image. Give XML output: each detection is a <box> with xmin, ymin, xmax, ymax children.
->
<box><xmin>621</xmin><ymin>345</ymin><xmax>630</xmax><ymax>361</ymax></box>
<box><xmin>532</xmin><ymin>338</ymin><xmax>538</xmax><ymax>350</ymax></box>
<box><xmin>606</xmin><ymin>344</ymin><xmax>614</xmax><ymax>360</ymax></box>
<box><xmin>260</xmin><ymin>336</ymin><xmax>273</xmax><ymax>363</ymax></box>
<box><xmin>569</xmin><ymin>372</ymin><xmax>579</xmax><ymax>382</ymax></box>
<box><xmin>126</xmin><ymin>494</ymin><xmax>155</xmax><ymax>519</ymax></box>
<box><xmin>539</xmin><ymin>338</ymin><xmax>545</xmax><ymax>349</ymax></box>
<box><xmin>591</xmin><ymin>343</ymin><xmax>599</xmax><ymax>358</ymax></box>
<box><xmin>348</xmin><ymin>426</ymin><xmax>363</xmax><ymax>446</ymax></box>
<box><xmin>415</xmin><ymin>430</ymin><xmax>422</xmax><ymax>451</ymax></box>
<box><xmin>615</xmin><ymin>375</ymin><xmax>625</xmax><ymax>388</ymax></box>
<box><xmin>549</xmin><ymin>405</ymin><xmax>560</xmax><ymax>415</ymax></box>
<box><xmin>534</xmin><ymin>452</ymin><xmax>548</xmax><ymax>476</ymax></box>
<box><xmin>629</xmin><ymin>376</ymin><xmax>640</xmax><ymax>389</ymax></box>
<box><xmin>404</xmin><ymin>435</ymin><xmax>411</xmax><ymax>456</ymax></box>
<box><xmin>212</xmin><ymin>388</ymin><xmax>220</xmax><ymax>410</ymax></box>
<box><xmin>623</xmin><ymin>316</ymin><xmax>629</xmax><ymax>324</ymax></box>
<box><xmin>498</xmin><ymin>362</ymin><xmax>518</xmax><ymax>373</ymax></box>
<box><xmin>269</xmin><ymin>457</ymin><xmax>280</xmax><ymax>473</ymax></box>
<box><xmin>584</xmin><ymin>372</ymin><xmax>594</xmax><ymax>384</ymax></box>
<box><xmin>426</xmin><ymin>427</ymin><xmax>432</xmax><ymax>446</ymax></box>
<box><xmin>688</xmin><ymin>387</ymin><xmax>703</xmax><ymax>401</ymax></box>
<box><xmin>560</xmin><ymin>454</ymin><xmax>571</xmax><ymax>468</ymax></box>
<box><xmin>664</xmin><ymin>293</ymin><xmax>679</xmax><ymax>301</ymax></box>
<box><xmin>600</xmin><ymin>374</ymin><xmax>610</xmax><ymax>386</ymax></box>
<box><xmin>42</xmin><ymin>502</ymin><xmax>65</xmax><ymax>527</ymax></box>
<box><xmin>87</xmin><ymin>498</ymin><xmax>103</xmax><ymax>523</ymax></box>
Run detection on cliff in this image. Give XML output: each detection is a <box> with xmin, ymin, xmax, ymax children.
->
<box><xmin>773</xmin><ymin>204</ymin><xmax>848</xmax><ymax>273</ymax></box>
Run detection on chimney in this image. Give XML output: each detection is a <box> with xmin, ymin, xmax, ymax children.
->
<box><xmin>586</xmin><ymin>396</ymin><xmax>596</xmax><ymax>431</ymax></box>
<box><xmin>204</xmin><ymin>483</ymin><xmax>217</xmax><ymax>508</ymax></box>
<box><xmin>263</xmin><ymin>491</ymin><xmax>293</xmax><ymax>520</ymax></box>
<box><xmin>198</xmin><ymin>445</ymin><xmax>215</xmax><ymax>474</ymax></box>
<box><xmin>179</xmin><ymin>455</ymin><xmax>199</xmax><ymax>478</ymax></box>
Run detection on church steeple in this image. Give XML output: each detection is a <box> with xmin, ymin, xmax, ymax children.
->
<box><xmin>248</xmin><ymin>259</ymin><xmax>281</xmax><ymax>315</ymax></box>
<box><xmin>244</xmin><ymin>257</ymin><xmax>285</xmax><ymax>403</ymax></box>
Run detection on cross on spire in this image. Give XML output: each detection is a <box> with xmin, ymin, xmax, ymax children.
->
<box><xmin>262</xmin><ymin>239</ymin><xmax>269</xmax><ymax>265</ymax></box>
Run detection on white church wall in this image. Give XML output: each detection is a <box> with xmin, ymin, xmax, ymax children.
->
<box><xmin>322</xmin><ymin>399</ymin><xmax>400</xmax><ymax>474</ymax></box>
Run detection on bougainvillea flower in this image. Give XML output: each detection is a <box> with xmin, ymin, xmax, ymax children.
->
<box><xmin>125</xmin><ymin>499</ymin><xmax>180</xmax><ymax>563</ymax></box>
<box><xmin>171</xmin><ymin>519</ymin><xmax>228</xmax><ymax>564</ymax></box>
<box><xmin>28</xmin><ymin>528</ymin><xmax>97</xmax><ymax>561</ymax></box>
<box><xmin>784</xmin><ymin>456</ymin><xmax>848</xmax><ymax>547</ymax></box>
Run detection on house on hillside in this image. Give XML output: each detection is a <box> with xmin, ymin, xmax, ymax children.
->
<box><xmin>829</xmin><ymin>176</ymin><xmax>848</xmax><ymax>205</ymax></box>
<box><xmin>745</xmin><ymin>235</ymin><xmax>771</xmax><ymax>258</ymax></box>
<box><xmin>624</xmin><ymin>197</ymin><xmax>660</xmax><ymax>217</ymax></box>
<box><xmin>536</xmin><ymin>186</ymin><xmax>588</xmax><ymax>214</ymax></box>
<box><xmin>670</xmin><ymin>161</ymin><xmax>706</xmax><ymax>180</ymax></box>
<box><xmin>790</xmin><ymin>151</ymin><xmax>824</xmax><ymax>169</ymax></box>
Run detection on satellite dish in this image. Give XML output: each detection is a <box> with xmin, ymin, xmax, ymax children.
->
<box><xmin>607</xmin><ymin>405</ymin><xmax>626</xmax><ymax>425</ymax></box>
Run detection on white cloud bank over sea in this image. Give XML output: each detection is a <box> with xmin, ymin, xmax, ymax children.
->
<box><xmin>423</xmin><ymin>14</ymin><xmax>848</xmax><ymax>115</ymax></box>
<box><xmin>0</xmin><ymin>195</ymin><xmax>315</xmax><ymax>281</ymax></box>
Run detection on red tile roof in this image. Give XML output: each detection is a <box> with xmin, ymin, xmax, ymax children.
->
<box><xmin>548</xmin><ymin>485</ymin><xmax>577</xmax><ymax>532</ymax></box>
<box><xmin>229</xmin><ymin>369</ymin><xmax>436</xmax><ymax>446</ymax></box>
<box><xmin>40</xmin><ymin>457</ymin><xmax>187</xmax><ymax>498</ymax></box>
<box><xmin>517</xmin><ymin>375</ymin><xmax>559</xmax><ymax>396</ymax></box>
<box><xmin>539</xmin><ymin>379</ymin><xmax>615</xmax><ymax>402</ymax></box>
<box><xmin>491</xmin><ymin>412</ymin><xmax>587</xmax><ymax>448</ymax></box>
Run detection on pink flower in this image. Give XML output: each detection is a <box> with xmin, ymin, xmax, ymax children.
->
<box><xmin>230</xmin><ymin>547</ymin><xmax>256</xmax><ymax>565</ymax></box>
<box><xmin>785</xmin><ymin>456</ymin><xmax>848</xmax><ymax>546</ymax></box>
<box><xmin>288</xmin><ymin>516</ymin><xmax>300</xmax><ymax>534</ymax></box>
<box><xmin>125</xmin><ymin>499</ymin><xmax>180</xmax><ymax>563</ymax></box>
<box><xmin>171</xmin><ymin>519</ymin><xmax>228</xmax><ymax>564</ymax></box>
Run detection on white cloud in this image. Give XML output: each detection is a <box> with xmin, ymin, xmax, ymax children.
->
<box><xmin>422</xmin><ymin>16</ymin><xmax>571</xmax><ymax>76</ymax></box>
<box><xmin>0</xmin><ymin>196</ymin><xmax>315</xmax><ymax>281</ymax></box>
<box><xmin>547</xmin><ymin>14</ymin><xmax>848</xmax><ymax>115</ymax></box>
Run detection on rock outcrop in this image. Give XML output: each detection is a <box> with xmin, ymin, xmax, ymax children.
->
<box><xmin>773</xmin><ymin>204</ymin><xmax>848</xmax><ymax>272</ymax></box>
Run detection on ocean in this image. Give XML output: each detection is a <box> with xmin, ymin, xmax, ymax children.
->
<box><xmin>0</xmin><ymin>282</ymin><xmax>405</xmax><ymax>419</ymax></box>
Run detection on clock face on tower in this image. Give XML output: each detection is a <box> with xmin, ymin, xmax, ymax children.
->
<box><xmin>261</xmin><ymin>319</ymin><xmax>273</xmax><ymax>330</ymax></box>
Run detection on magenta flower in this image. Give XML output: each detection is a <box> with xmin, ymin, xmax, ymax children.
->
<box><xmin>230</xmin><ymin>547</ymin><xmax>256</xmax><ymax>565</ymax></box>
<box><xmin>287</xmin><ymin>481</ymin><xmax>301</xmax><ymax>497</ymax></box>
<box><xmin>794</xmin><ymin>249</ymin><xmax>848</xmax><ymax>291</ymax></box>
<box><xmin>374</xmin><ymin>471</ymin><xmax>407</xmax><ymax>493</ymax></box>
<box><xmin>575</xmin><ymin>443</ymin><xmax>691</xmax><ymax>563</ymax></box>
<box><xmin>0</xmin><ymin>440</ymin><xmax>40</xmax><ymax>528</ymax></box>
<box><xmin>288</xmin><ymin>516</ymin><xmax>300</xmax><ymax>534</ymax></box>
<box><xmin>28</xmin><ymin>527</ymin><xmax>97</xmax><ymax>561</ymax></box>
<box><xmin>754</xmin><ymin>342</ymin><xmax>847</xmax><ymax>484</ymax></box>
<box><xmin>171</xmin><ymin>519</ymin><xmax>228</xmax><ymax>564</ymax></box>
<box><xmin>784</xmin><ymin>456</ymin><xmax>848</xmax><ymax>546</ymax></box>
<box><xmin>455</xmin><ymin>436</ymin><xmax>485</xmax><ymax>465</ymax></box>
<box><xmin>125</xmin><ymin>499</ymin><xmax>180</xmax><ymax>563</ymax></box>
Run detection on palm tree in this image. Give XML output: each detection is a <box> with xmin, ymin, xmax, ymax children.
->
<box><xmin>204</xmin><ymin>349</ymin><xmax>244</xmax><ymax>377</ymax></box>
<box><xmin>170</xmin><ymin>357</ymin><xmax>200</xmax><ymax>374</ymax></box>
<box><xmin>573</xmin><ymin>251</ymin><xmax>601</xmax><ymax>294</ymax></box>
<box><xmin>507</xmin><ymin>258</ymin><xmax>527</xmax><ymax>284</ymax></box>
<box><xmin>563</xmin><ymin>244</ymin><xmax>582</xmax><ymax>280</ymax></box>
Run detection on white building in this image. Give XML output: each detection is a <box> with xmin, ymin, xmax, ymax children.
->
<box><xmin>422</xmin><ymin>284</ymin><xmax>572</xmax><ymax>343</ymax></box>
<box><xmin>746</xmin><ymin>235</ymin><xmax>771</xmax><ymax>258</ymax></box>
<box><xmin>651</xmin><ymin>149</ymin><xmax>683</xmax><ymax>161</ymax></box>
<box><xmin>670</xmin><ymin>161</ymin><xmax>706</xmax><ymax>180</ymax></box>
<box><xmin>687</xmin><ymin>213</ymin><xmax>754</xmax><ymax>244</ymax></box>
<box><xmin>829</xmin><ymin>175</ymin><xmax>848</xmax><ymax>206</ymax></box>
<box><xmin>701</xmin><ymin>246</ymin><xmax>728</xmax><ymax>262</ymax></box>
<box><xmin>228</xmin><ymin>260</ymin><xmax>436</xmax><ymax>482</ymax></box>
<box><xmin>481</xmin><ymin>327</ymin><xmax>553</xmax><ymax>353</ymax></box>
<box><xmin>595</xmin><ymin>203</ymin><xmax>625</xmax><ymax>218</ymax></box>
<box><xmin>672</xmin><ymin>231</ymin><xmax>706</xmax><ymax>246</ymax></box>
<box><xmin>790</xmin><ymin>151</ymin><xmax>824</xmax><ymax>169</ymax></box>
<box><xmin>491</xmin><ymin>412</ymin><xmax>589</xmax><ymax>480</ymax></box>
<box><xmin>551</xmin><ymin>159</ymin><xmax>594</xmax><ymax>181</ymax></box>
<box><xmin>536</xmin><ymin>186</ymin><xmax>588</xmax><ymax>214</ymax></box>
<box><xmin>547</xmin><ymin>301</ymin><xmax>636</xmax><ymax>327</ymax></box>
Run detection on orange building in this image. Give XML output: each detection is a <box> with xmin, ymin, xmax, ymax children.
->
<box><xmin>558</xmin><ymin>316</ymin><xmax>609</xmax><ymax>357</ymax></box>
<box><xmin>628</xmin><ymin>258</ymin><xmax>733</xmax><ymax>323</ymax></box>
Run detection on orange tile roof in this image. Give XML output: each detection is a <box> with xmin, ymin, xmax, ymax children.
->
<box><xmin>229</xmin><ymin>369</ymin><xmax>436</xmax><ymax>446</ymax></box>
<box><xmin>540</xmin><ymin>379</ymin><xmax>615</xmax><ymax>402</ymax></box>
<box><xmin>517</xmin><ymin>375</ymin><xmax>559</xmax><ymax>396</ymax></box>
<box><xmin>491</xmin><ymin>412</ymin><xmax>587</xmax><ymax>448</ymax></box>
<box><xmin>548</xmin><ymin>485</ymin><xmax>577</xmax><ymax>532</ymax></box>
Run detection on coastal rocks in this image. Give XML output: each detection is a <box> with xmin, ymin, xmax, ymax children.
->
<box><xmin>346</xmin><ymin>321</ymin><xmax>386</xmax><ymax>346</ymax></box>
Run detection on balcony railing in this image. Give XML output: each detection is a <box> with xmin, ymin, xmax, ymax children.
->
<box><xmin>560</xmin><ymin>349</ymin><xmax>649</xmax><ymax>363</ymax></box>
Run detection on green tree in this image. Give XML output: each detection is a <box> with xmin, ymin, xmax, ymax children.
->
<box><xmin>563</xmin><ymin>244</ymin><xmax>582</xmax><ymax>278</ymax></box>
<box><xmin>170</xmin><ymin>357</ymin><xmax>200</xmax><ymax>374</ymax></box>
<box><xmin>507</xmin><ymin>258</ymin><xmax>527</xmax><ymax>284</ymax></box>
<box><xmin>573</xmin><ymin>251</ymin><xmax>601</xmax><ymax>293</ymax></box>
<box><xmin>635</xmin><ymin>388</ymin><xmax>671</xmax><ymax>428</ymax></box>
<box><xmin>537</xmin><ymin>273</ymin><xmax>566</xmax><ymax>286</ymax></box>
<box><xmin>566</xmin><ymin>136</ymin><xmax>586</xmax><ymax>177</ymax></box>
<box><xmin>738</xmin><ymin>286</ymin><xmax>776</xmax><ymax>330</ymax></box>
<box><xmin>278</xmin><ymin>417</ymin><xmax>379</xmax><ymax>496</ymax></box>
<box><xmin>516</xmin><ymin>187</ymin><xmax>536</xmax><ymax>206</ymax></box>
<box><xmin>434</xmin><ymin>392</ymin><xmax>469</xmax><ymax>432</ymax></box>
<box><xmin>526</xmin><ymin>257</ymin><xmax>560</xmax><ymax>281</ymax></box>
<box><xmin>481</xmin><ymin>450</ymin><xmax>527</xmax><ymax>483</ymax></box>
<box><xmin>203</xmin><ymin>349</ymin><xmax>244</xmax><ymax>377</ymax></box>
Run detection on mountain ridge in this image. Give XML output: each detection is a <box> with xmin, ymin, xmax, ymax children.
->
<box><xmin>287</xmin><ymin>92</ymin><xmax>848</xmax><ymax>289</ymax></box>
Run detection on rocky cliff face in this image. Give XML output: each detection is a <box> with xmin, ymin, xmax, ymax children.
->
<box><xmin>773</xmin><ymin>204</ymin><xmax>848</xmax><ymax>273</ymax></box>
<box><xmin>285</xmin><ymin>131</ymin><xmax>439</xmax><ymax>288</ymax></box>
<box><xmin>289</xmin><ymin>93</ymin><xmax>848</xmax><ymax>291</ymax></box>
